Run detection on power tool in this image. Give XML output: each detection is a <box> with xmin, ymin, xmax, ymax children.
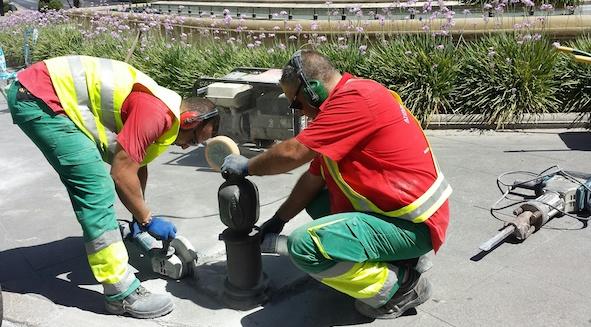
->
<box><xmin>119</xmin><ymin>222</ymin><xmax>199</xmax><ymax>280</ymax></box>
<box><xmin>479</xmin><ymin>168</ymin><xmax>591</xmax><ymax>252</ymax></box>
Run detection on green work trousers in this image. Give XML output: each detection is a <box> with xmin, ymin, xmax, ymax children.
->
<box><xmin>287</xmin><ymin>188</ymin><xmax>433</xmax><ymax>306</ymax></box>
<box><xmin>7</xmin><ymin>81</ymin><xmax>139</xmax><ymax>300</ymax></box>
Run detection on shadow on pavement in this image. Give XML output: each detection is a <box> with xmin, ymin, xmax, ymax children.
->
<box><xmin>0</xmin><ymin>237</ymin><xmax>200</xmax><ymax>315</ymax></box>
<box><xmin>504</xmin><ymin>131</ymin><xmax>591</xmax><ymax>153</ymax></box>
<box><xmin>0</xmin><ymin>237</ymin><xmax>105</xmax><ymax>314</ymax></box>
<box><xmin>240</xmin><ymin>277</ymin><xmax>382</xmax><ymax>327</ymax></box>
<box><xmin>164</xmin><ymin>147</ymin><xmax>214</xmax><ymax>171</ymax></box>
<box><xmin>559</xmin><ymin>131</ymin><xmax>591</xmax><ymax>151</ymax></box>
<box><xmin>126</xmin><ymin>243</ymin><xmax>228</xmax><ymax>310</ymax></box>
<box><xmin>238</xmin><ymin>256</ymin><xmax>385</xmax><ymax>327</ymax></box>
<box><xmin>162</xmin><ymin>143</ymin><xmax>270</xmax><ymax>170</ymax></box>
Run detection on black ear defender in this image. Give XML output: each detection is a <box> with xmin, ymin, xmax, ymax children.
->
<box><xmin>289</xmin><ymin>50</ymin><xmax>329</xmax><ymax>108</ymax></box>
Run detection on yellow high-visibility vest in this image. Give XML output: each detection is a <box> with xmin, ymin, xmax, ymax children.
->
<box><xmin>44</xmin><ymin>56</ymin><xmax>181</xmax><ymax>165</ymax></box>
<box><xmin>320</xmin><ymin>89</ymin><xmax>452</xmax><ymax>223</ymax></box>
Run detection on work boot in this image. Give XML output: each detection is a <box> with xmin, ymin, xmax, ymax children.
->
<box><xmin>390</xmin><ymin>255</ymin><xmax>433</xmax><ymax>274</ymax></box>
<box><xmin>354</xmin><ymin>268</ymin><xmax>432</xmax><ymax>319</ymax></box>
<box><xmin>105</xmin><ymin>285</ymin><xmax>174</xmax><ymax>319</ymax></box>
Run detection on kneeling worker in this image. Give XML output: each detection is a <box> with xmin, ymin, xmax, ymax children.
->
<box><xmin>221</xmin><ymin>49</ymin><xmax>451</xmax><ymax>319</ymax></box>
<box><xmin>7</xmin><ymin>55</ymin><xmax>219</xmax><ymax>318</ymax></box>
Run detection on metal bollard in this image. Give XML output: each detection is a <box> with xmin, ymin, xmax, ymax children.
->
<box><xmin>218</xmin><ymin>177</ymin><xmax>269</xmax><ymax>310</ymax></box>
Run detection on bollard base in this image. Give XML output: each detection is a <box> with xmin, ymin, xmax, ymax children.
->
<box><xmin>221</xmin><ymin>273</ymin><xmax>270</xmax><ymax>310</ymax></box>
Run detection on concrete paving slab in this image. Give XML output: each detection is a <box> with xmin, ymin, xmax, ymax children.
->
<box><xmin>2</xmin><ymin>93</ymin><xmax>591</xmax><ymax>327</ymax></box>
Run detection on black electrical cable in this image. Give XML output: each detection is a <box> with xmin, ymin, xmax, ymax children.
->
<box><xmin>155</xmin><ymin>194</ymin><xmax>290</xmax><ymax>220</ymax></box>
<box><xmin>490</xmin><ymin>166</ymin><xmax>591</xmax><ymax>229</ymax></box>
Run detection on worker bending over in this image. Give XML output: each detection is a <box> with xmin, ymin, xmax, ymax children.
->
<box><xmin>221</xmin><ymin>49</ymin><xmax>451</xmax><ymax>319</ymax></box>
<box><xmin>7</xmin><ymin>55</ymin><xmax>219</xmax><ymax>319</ymax></box>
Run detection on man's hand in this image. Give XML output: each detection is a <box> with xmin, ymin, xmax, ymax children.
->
<box><xmin>132</xmin><ymin>216</ymin><xmax>177</xmax><ymax>241</ymax></box>
<box><xmin>221</xmin><ymin>154</ymin><xmax>249</xmax><ymax>180</ymax></box>
<box><xmin>258</xmin><ymin>215</ymin><xmax>287</xmax><ymax>240</ymax></box>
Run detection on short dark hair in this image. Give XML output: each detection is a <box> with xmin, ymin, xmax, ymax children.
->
<box><xmin>180</xmin><ymin>97</ymin><xmax>215</xmax><ymax>114</ymax></box>
<box><xmin>280</xmin><ymin>50</ymin><xmax>338</xmax><ymax>87</ymax></box>
<box><xmin>180</xmin><ymin>97</ymin><xmax>220</xmax><ymax>133</ymax></box>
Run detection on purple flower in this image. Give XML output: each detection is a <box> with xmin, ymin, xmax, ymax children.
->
<box><xmin>540</xmin><ymin>3</ymin><xmax>554</xmax><ymax>11</ymax></box>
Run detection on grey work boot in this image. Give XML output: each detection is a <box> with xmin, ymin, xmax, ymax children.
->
<box><xmin>390</xmin><ymin>255</ymin><xmax>433</xmax><ymax>274</ymax></box>
<box><xmin>105</xmin><ymin>285</ymin><xmax>174</xmax><ymax>319</ymax></box>
<box><xmin>354</xmin><ymin>268</ymin><xmax>432</xmax><ymax>319</ymax></box>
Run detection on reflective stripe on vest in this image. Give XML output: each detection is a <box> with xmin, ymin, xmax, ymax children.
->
<box><xmin>44</xmin><ymin>56</ymin><xmax>181</xmax><ymax>165</ymax></box>
<box><xmin>320</xmin><ymin>90</ymin><xmax>452</xmax><ymax>223</ymax></box>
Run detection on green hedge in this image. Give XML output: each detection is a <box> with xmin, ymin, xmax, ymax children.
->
<box><xmin>1</xmin><ymin>22</ymin><xmax>590</xmax><ymax>127</ymax></box>
<box><xmin>38</xmin><ymin>0</ymin><xmax>63</xmax><ymax>11</ymax></box>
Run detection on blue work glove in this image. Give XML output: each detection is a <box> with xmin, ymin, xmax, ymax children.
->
<box><xmin>221</xmin><ymin>154</ymin><xmax>249</xmax><ymax>180</ymax></box>
<box><xmin>131</xmin><ymin>216</ymin><xmax>177</xmax><ymax>241</ymax></box>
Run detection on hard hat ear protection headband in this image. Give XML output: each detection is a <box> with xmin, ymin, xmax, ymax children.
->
<box><xmin>289</xmin><ymin>50</ymin><xmax>328</xmax><ymax>108</ymax></box>
<box><xmin>180</xmin><ymin>109</ymin><xmax>219</xmax><ymax>130</ymax></box>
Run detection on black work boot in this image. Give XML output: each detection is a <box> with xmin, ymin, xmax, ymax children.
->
<box><xmin>354</xmin><ymin>268</ymin><xmax>432</xmax><ymax>319</ymax></box>
<box><xmin>105</xmin><ymin>285</ymin><xmax>174</xmax><ymax>319</ymax></box>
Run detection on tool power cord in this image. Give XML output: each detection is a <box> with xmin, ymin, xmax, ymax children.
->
<box><xmin>490</xmin><ymin>165</ymin><xmax>591</xmax><ymax>230</ymax></box>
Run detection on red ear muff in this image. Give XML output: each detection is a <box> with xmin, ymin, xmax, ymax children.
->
<box><xmin>180</xmin><ymin>111</ymin><xmax>201</xmax><ymax>130</ymax></box>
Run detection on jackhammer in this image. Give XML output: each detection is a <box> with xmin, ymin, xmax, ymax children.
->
<box><xmin>479</xmin><ymin>168</ymin><xmax>591</xmax><ymax>252</ymax></box>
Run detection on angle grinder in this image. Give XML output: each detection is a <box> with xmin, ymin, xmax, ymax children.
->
<box><xmin>119</xmin><ymin>222</ymin><xmax>199</xmax><ymax>280</ymax></box>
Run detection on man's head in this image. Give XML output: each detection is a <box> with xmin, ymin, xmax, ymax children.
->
<box><xmin>280</xmin><ymin>50</ymin><xmax>341</xmax><ymax>119</ymax></box>
<box><xmin>174</xmin><ymin>97</ymin><xmax>220</xmax><ymax>149</ymax></box>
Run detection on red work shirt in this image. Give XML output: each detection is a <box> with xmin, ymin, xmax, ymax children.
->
<box><xmin>17</xmin><ymin>62</ymin><xmax>172</xmax><ymax>164</ymax></box>
<box><xmin>296</xmin><ymin>73</ymin><xmax>450</xmax><ymax>252</ymax></box>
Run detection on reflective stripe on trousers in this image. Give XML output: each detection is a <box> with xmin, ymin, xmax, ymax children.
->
<box><xmin>86</xmin><ymin>229</ymin><xmax>137</xmax><ymax>295</ymax></box>
<box><xmin>287</xmin><ymin>211</ymin><xmax>432</xmax><ymax>308</ymax></box>
<box><xmin>310</xmin><ymin>261</ymin><xmax>401</xmax><ymax>308</ymax></box>
<box><xmin>7</xmin><ymin>87</ymin><xmax>138</xmax><ymax>297</ymax></box>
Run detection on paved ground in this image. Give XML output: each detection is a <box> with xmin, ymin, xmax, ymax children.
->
<box><xmin>1</xmin><ymin>91</ymin><xmax>591</xmax><ymax>327</ymax></box>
